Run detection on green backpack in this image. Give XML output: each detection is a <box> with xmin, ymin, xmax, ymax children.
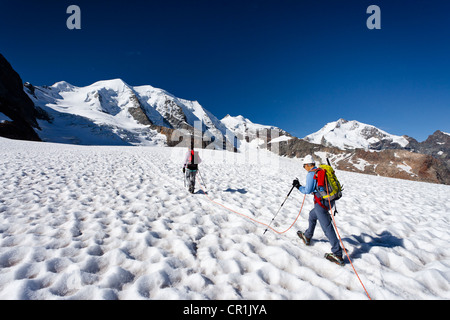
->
<box><xmin>313</xmin><ymin>163</ymin><xmax>343</xmax><ymax>202</ymax></box>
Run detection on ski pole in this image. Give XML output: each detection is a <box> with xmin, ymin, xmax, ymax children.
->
<box><xmin>198</xmin><ymin>169</ymin><xmax>207</xmax><ymax>193</ymax></box>
<box><xmin>263</xmin><ymin>182</ymin><xmax>296</xmax><ymax>235</ymax></box>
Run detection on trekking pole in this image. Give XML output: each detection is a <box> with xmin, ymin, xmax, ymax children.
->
<box><xmin>183</xmin><ymin>169</ymin><xmax>186</xmax><ymax>188</ymax></box>
<box><xmin>198</xmin><ymin>169</ymin><xmax>207</xmax><ymax>193</ymax></box>
<box><xmin>263</xmin><ymin>182</ymin><xmax>296</xmax><ymax>235</ymax></box>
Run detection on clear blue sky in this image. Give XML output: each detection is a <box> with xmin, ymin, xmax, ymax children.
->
<box><xmin>1</xmin><ymin>0</ymin><xmax>449</xmax><ymax>141</ymax></box>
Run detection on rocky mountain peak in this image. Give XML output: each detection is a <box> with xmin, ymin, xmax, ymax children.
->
<box><xmin>0</xmin><ymin>54</ymin><xmax>41</xmax><ymax>141</ymax></box>
<box><xmin>304</xmin><ymin>119</ymin><xmax>410</xmax><ymax>151</ymax></box>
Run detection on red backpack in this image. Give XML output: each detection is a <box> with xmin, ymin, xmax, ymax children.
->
<box><xmin>311</xmin><ymin>164</ymin><xmax>343</xmax><ymax>211</ymax></box>
<box><xmin>187</xmin><ymin>150</ymin><xmax>199</xmax><ymax>170</ymax></box>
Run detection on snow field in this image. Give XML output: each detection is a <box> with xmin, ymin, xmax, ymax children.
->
<box><xmin>0</xmin><ymin>137</ymin><xmax>449</xmax><ymax>299</ymax></box>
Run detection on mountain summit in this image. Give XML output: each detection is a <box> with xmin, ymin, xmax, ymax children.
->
<box><xmin>25</xmin><ymin>79</ymin><xmax>230</xmax><ymax>148</ymax></box>
<box><xmin>304</xmin><ymin>118</ymin><xmax>410</xmax><ymax>150</ymax></box>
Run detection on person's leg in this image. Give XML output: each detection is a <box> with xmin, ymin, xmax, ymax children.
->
<box><xmin>188</xmin><ymin>170</ymin><xmax>196</xmax><ymax>193</ymax></box>
<box><xmin>315</xmin><ymin>203</ymin><xmax>342</xmax><ymax>257</ymax></box>
<box><xmin>304</xmin><ymin>208</ymin><xmax>318</xmax><ymax>240</ymax></box>
<box><xmin>191</xmin><ymin>171</ymin><xmax>197</xmax><ymax>188</ymax></box>
<box><xmin>185</xmin><ymin>170</ymin><xmax>189</xmax><ymax>188</ymax></box>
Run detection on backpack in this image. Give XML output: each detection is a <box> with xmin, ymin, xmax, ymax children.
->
<box><xmin>312</xmin><ymin>164</ymin><xmax>343</xmax><ymax>202</ymax></box>
<box><xmin>186</xmin><ymin>150</ymin><xmax>199</xmax><ymax>170</ymax></box>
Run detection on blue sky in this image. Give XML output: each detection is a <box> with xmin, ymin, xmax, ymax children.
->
<box><xmin>1</xmin><ymin>0</ymin><xmax>449</xmax><ymax>141</ymax></box>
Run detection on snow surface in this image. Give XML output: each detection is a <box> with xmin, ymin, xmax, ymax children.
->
<box><xmin>397</xmin><ymin>163</ymin><xmax>415</xmax><ymax>176</ymax></box>
<box><xmin>1</xmin><ymin>137</ymin><xmax>450</xmax><ymax>300</ymax></box>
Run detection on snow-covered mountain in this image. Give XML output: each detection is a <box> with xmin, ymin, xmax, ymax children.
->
<box><xmin>25</xmin><ymin>79</ymin><xmax>230</xmax><ymax>148</ymax></box>
<box><xmin>21</xmin><ymin>77</ymin><xmax>450</xmax><ymax>185</ymax></box>
<box><xmin>304</xmin><ymin>118</ymin><xmax>410</xmax><ymax>151</ymax></box>
<box><xmin>25</xmin><ymin>79</ymin><xmax>299</xmax><ymax>153</ymax></box>
<box><xmin>17</xmin><ymin>79</ymin><xmax>450</xmax><ymax>185</ymax></box>
<box><xmin>1</xmin><ymin>45</ymin><xmax>447</xmax><ymax>185</ymax></box>
<box><xmin>221</xmin><ymin>114</ymin><xmax>292</xmax><ymax>150</ymax></box>
<box><xmin>296</xmin><ymin>119</ymin><xmax>450</xmax><ymax>185</ymax></box>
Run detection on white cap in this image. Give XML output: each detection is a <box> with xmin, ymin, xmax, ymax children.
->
<box><xmin>303</xmin><ymin>154</ymin><xmax>315</xmax><ymax>165</ymax></box>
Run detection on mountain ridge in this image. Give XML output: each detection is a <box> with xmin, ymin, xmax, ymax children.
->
<box><xmin>0</xmin><ymin>51</ymin><xmax>447</xmax><ymax>184</ymax></box>
<box><xmin>24</xmin><ymin>78</ymin><xmax>234</xmax><ymax>149</ymax></box>
<box><xmin>21</xmin><ymin>79</ymin><xmax>450</xmax><ymax>185</ymax></box>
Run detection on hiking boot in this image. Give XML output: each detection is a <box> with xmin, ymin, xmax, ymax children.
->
<box><xmin>297</xmin><ymin>231</ymin><xmax>310</xmax><ymax>246</ymax></box>
<box><xmin>324</xmin><ymin>253</ymin><xmax>345</xmax><ymax>266</ymax></box>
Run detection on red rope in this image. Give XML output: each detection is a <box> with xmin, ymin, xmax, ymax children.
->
<box><xmin>196</xmin><ymin>175</ymin><xmax>372</xmax><ymax>300</ymax></box>
<box><xmin>325</xmin><ymin>177</ymin><xmax>372</xmax><ymax>300</ymax></box>
<box><xmin>197</xmin><ymin>176</ymin><xmax>306</xmax><ymax>234</ymax></box>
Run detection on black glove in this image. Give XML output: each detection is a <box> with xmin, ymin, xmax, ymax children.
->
<box><xmin>182</xmin><ymin>167</ymin><xmax>186</xmax><ymax>173</ymax></box>
<box><xmin>292</xmin><ymin>179</ymin><xmax>301</xmax><ymax>189</ymax></box>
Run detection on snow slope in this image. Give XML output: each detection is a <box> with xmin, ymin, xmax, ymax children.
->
<box><xmin>1</xmin><ymin>137</ymin><xmax>449</xmax><ymax>300</ymax></box>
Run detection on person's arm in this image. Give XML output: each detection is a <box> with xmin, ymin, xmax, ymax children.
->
<box><xmin>299</xmin><ymin>171</ymin><xmax>316</xmax><ymax>194</ymax></box>
<box><xmin>183</xmin><ymin>152</ymin><xmax>189</xmax><ymax>169</ymax></box>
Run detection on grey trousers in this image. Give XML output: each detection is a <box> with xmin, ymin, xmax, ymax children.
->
<box><xmin>185</xmin><ymin>169</ymin><xmax>197</xmax><ymax>192</ymax></box>
<box><xmin>304</xmin><ymin>201</ymin><xmax>342</xmax><ymax>257</ymax></box>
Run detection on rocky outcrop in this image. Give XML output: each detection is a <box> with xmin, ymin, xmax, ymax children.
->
<box><xmin>348</xmin><ymin>149</ymin><xmax>450</xmax><ymax>185</ymax></box>
<box><xmin>417</xmin><ymin>130</ymin><xmax>450</xmax><ymax>166</ymax></box>
<box><xmin>0</xmin><ymin>54</ymin><xmax>41</xmax><ymax>141</ymax></box>
<box><xmin>276</xmin><ymin>136</ymin><xmax>450</xmax><ymax>185</ymax></box>
<box><xmin>127</xmin><ymin>93</ymin><xmax>153</xmax><ymax>126</ymax></box>
<box><xmin>279</xmin><ymin>136</ymin><xmax>343</xmax><ymax>159</ymax></box>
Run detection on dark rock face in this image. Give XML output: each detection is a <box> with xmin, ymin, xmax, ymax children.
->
<box><xmin>0</xmin><ymin>54</ymin><xmax>41</xmax><ymax>141</ymax></box>
<box><xmin>127</xmin><ymin>93</ymin><xmax>153</xmax><ymax>126</ymax></box>
<box><xmin>418</xmin><ymin>130</ymin><xmax>450</xmax><ymax>164</ymax></box>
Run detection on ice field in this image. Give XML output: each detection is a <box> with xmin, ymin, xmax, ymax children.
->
<box><xmin>0</xmin><ymin>137</ymin><xmax>449</xmax><ymax>300</ymax></box>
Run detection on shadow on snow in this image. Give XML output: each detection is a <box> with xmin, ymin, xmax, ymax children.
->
<box><xmin>344</xmin><ymin>230</ymin><xmax>404</xmax><ymax>260</ymax></box>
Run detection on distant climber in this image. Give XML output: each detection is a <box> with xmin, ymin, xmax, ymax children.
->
<box><xmin>183</xmin><ymin>141</ymin><xmax>202</xmax><ymax>194</ymax></box>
